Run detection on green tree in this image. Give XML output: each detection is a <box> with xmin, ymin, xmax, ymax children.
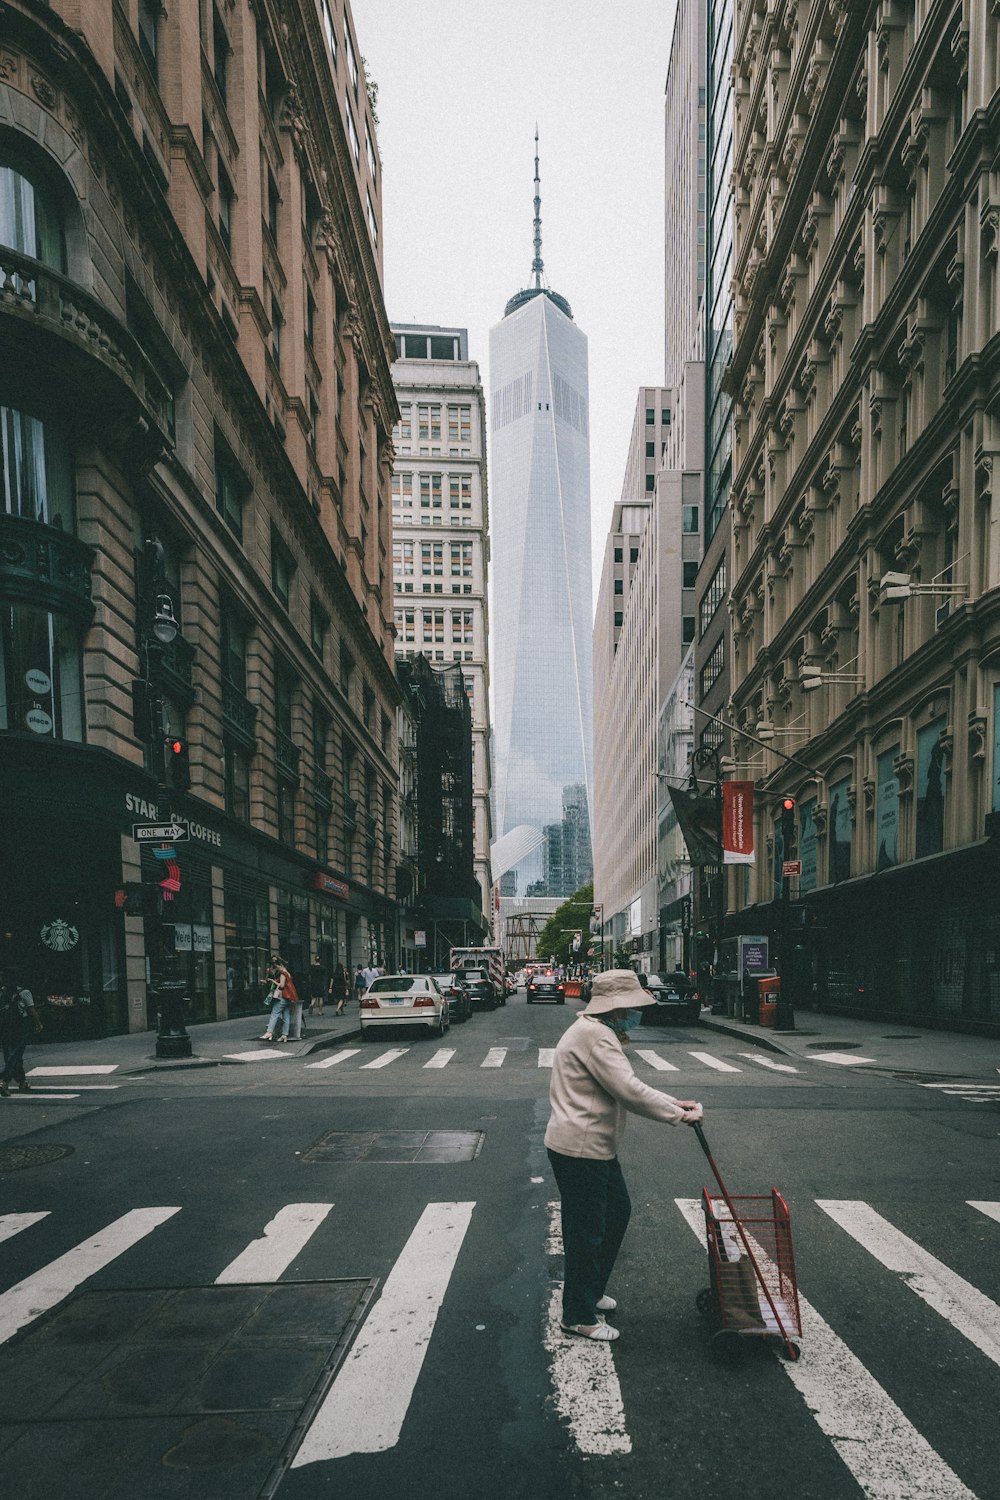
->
<box><xmin>533</xmin><ymin>882</ymin><xmax>594</xmax><ymax>968</ymax></box>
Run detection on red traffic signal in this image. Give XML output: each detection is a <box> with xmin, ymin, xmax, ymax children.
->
<box><xmin>781</xmin><ymin>796</ymin><xmax>796</xmax><ymax>812</ymax></box>
<box><xmin>166</xmin><ymin>735</ymin><xmax>191</xmax><ymax>792</ymax></box>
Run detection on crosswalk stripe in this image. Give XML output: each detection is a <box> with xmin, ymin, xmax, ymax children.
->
<box><xmin>359</xmin><ymin>1048</ymin><xmax>409</xmax><ymax>1071</ymax></box>
<box><xmin>7</xmin><ymin>1093</ymin><xmax>81</xmax><ymax>1101</ymax></box>
<box><xmin>291</xmin><ymin>1201</ymin><xmax>475</xmax><ymax>1466</ymax></box>
<box><xmin>968</xmin><ymin>1202</ymin><xmax>1000</xmax><ymax>1225</ymax></box>
<box><xmin>738</xmin><ymin>1053</ymin><xmax>799</xmax><ymax>1073</ymax></box>
<box><xmin>424</xmin><ymin>1049</ymin><xmax>455</xmax><ymax>1069</ymax></box>
<box><xmin>538</xmin><ymin>1049</ymin><xmax>555</xmax><ymax>1068</ymax></box>
<box><xmin>809</xmin><ymin>1052</ymin><xmax>876</xmax><ymax>1066</ymax></box>
<box><xmin>0</xmin><ymin>1213</ymin><xmax>49</xmax><ymax>1245</ymax></box>
<box><xmin>920</xmin><ymin>1082</ymin><xmax>1000</xmax><ymax>1090</ymax></box>
<box><xmin>306</xmin><ymin>1049</ymin><xmax>361</xmax><ymax>1069</ymax></box>
<box><xmin>688</xmin><ymin>1051</ymin><xmax>741</xmax><ymax>1073</ymax></box>
<box><xmin>481</xmin><ymin>1048</ymin><xmax>507</xmax><ymax>1069</ymax></box>
<box><xmin>215</xmin><ymin>1204</ymin><xmax>333</xmax><ymax>1284</ymax></box>
<box><xmin>634</xmin><ymin>1049</ymin><xmax>680</xmax><ymax>1072</ymax></box>
<box><xmin>816</xmin><ymin>1200</ymin><xmax>1000</xmax><ymax>1368</ymax></box>
<box><xmin>675</xmin><ymin>1198</ymin><xmax>976</xmax><ymax>1499</ymax></box>
<box><xmin>224</xmin><ymin>1049</ymin><xmax>292</xmax><ymax>1062</ymax></box>
<box><xmin>0</xmin><ymin>1207</ymin><xmax>181</xmax><ymax>1347</ymax></box>
<box><xmin>27</xmin><ymin>1065</ymin><xmax>118</xmax><ymax>1076</ymax></box>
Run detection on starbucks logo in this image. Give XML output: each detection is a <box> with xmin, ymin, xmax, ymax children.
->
<box><xmin>41</xmin><ymin>918</ymin><xmax>80</xmax><ymax>953</ymax></box>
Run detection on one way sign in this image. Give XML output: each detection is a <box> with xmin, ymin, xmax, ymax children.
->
<box><xmin>133</xmin><ymin>820</ymin><xmax>189</xmax><ymax>843</ymax></box>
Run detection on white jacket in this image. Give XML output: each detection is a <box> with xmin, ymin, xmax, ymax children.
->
<box><xmin>544</xmin><ymin>1013</ymin><xmax>687</xmax><ymax>1159</ymax></box>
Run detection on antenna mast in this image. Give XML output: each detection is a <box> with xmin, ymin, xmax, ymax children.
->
<box><xmin>532</xmin><ymin>125</ymin><xmax>544</xmax><ymax>289</ymax></box>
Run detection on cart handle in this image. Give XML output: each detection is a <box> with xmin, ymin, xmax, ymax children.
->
<box><xmin>690</xmin><ymin>1121</ymin><xmax>798</xmax><ymax>1361</ymax></box>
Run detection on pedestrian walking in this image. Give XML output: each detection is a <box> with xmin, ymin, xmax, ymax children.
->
<box><xmin>545</xmin><ymin>969</ymin><xmax>703</xmax><ymax>1341</ymax></box>
<box><xmin>0</xmin><ymin>971</ymin><xmax>43</xmax><ymax>1096</ymax></box>
<box><xmin>260</xmin><ymin>956</ymin><xmax>291</xmax><ymax>1041</ymax></box>
<box><xmin>330</xmin><ymin>962</ymin><xmax>350</xmax><ymax>1015</ymax></box>
<box><xmin>282</xmin><ymin>961</ymin><xmax>304</xmax><ymax>1041</ymax></box>
<box><xmin>354</xmin><ymin>964</ymin><xmax>366</xmax><ymax>1002</ymax></box>
<box><xmin>307</xmin><ymin>957</ymin><xmax>326</xmax><ymax>1017</ymax></box>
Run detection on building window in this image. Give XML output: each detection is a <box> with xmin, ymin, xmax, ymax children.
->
<box><xmin>682</xmin><ymin>616</ymin><xmax>695</xmax><ymax>645</ymax></box>
<box><xmin>645</xmin><ymin>408</ymin><xmax>655</xmax><ymax>424</ymax></box>
<box><xmin>339</xmin><ymin>642</ymin><xmax>354</xmax><ymax>699</ymax></box>
<box><xmin>310</xmin><ymin>596</ymin><xmax>328</xmax><ymax>660</ymax></box>
<box><xmin>212</xmin><ymin>6</ymin><xmax>229</xmax><ymax>106</ymax></box>
<box><xmin>419</xmin><ymin>473</ymin><xmax>442</xmax><ymax>509</ymax></box>
<box><xmin>366</xmin><ymin>189</ymin><xmax>377</xmax><ymax>248</ymax></box>
<box><xmin>614</xmin><ymin>547</ymin><xmax>623</xmax><ymax>563</ymax></box>
<box><xmin>683</xmin><ymin>561</ymin><xmax>698</xmax><ymax>589</ymax></box>
<box><xmin>305</xmin><ymin>286</ymin><xmax>317</xmax><ymax>349</ymax></box>
<box><xmin>450</xmin><ymin>609</ymin><xmax>473</xmax><ymax>644</ymax></box>
<box><xmin>344</xmin><ymin>16</ymin><xmax>359</xmax><ymax>93</ymax></box>
<box><xmin>645</xmin><ymin>474</ymin><xmax>655</xmax><ymax>492</ymax></box>
<box><xmin>700</xmin><ymin>638</ymin><xmax>725</xmax><ymax>697</ymax></box>
<box><xmin>0</xmin><ymin>603</ymin><xmax>82</xmax><ymax>741</ymax></box>
<box><xmin>397</xmin><ymin>405</ymin><xmax>412</xmax><ymax>443</ymax></box>
<box><xmin>345</xmin><ymin>102</ymin><xmax>360</xmax><ymax>166</ymax></box>
<box><xmin>698</xmin><ymin>559</ymin><xmax>727</xmax><ymax>634</ymax></box>
<box><xmin>214</xmin><ymin>436</ymin><xmax>246</xmax><ymax>540</ymax></box>
<box><xmin>0</xmin><ymin>159</ymin><xmax>65</xmax><ymax>272</ymax></box>
<box><xmin>447</xmin><ymin>405</ymin><xmax>472</xmax><ymax>443</ymax></box>
<box><xmin>417</xmin><ymin>403</ymin><xmax>441</xmax><ymax>441</ymax></box>
<box><xmin>266</xmin><ymin>166</ymin><xmax>280</xmax><ymax>244</ymax></box>
<box><xmin>138</xmin><ymin>0</ymin><xmax>159</xmax><ymax>81</ymax></box>
<box><xmin>276</xmin><ymin>778</ymin><xmax>296</xmax><ymax>845</ymax></box>
<box><xmin>614</xmin><ymin>579</ymin><xmax>623</xmax><ymax>595</ymax></box>
<box><xmin>224</xmin><ymin>741</ymin><xmax>251</xmax><ymax>822</ymax></box>
<box><xmin>450</xmin><ymin>541</ymin><xmax>472</xmax><ymax>577</ymax></box>
<box><xmin>613</xmin><ymin>611</ymin><xmax>623</xmax><ymax>627</ymax></box>
<box><xmin>270</xmin><ymin>524</ymin><xmax>295</xmax><ymax>608</ymax></box>
<box><xmin>682</xmin><ymin>504</ymin><xmax>699</xmax><ymax>533</ymax></box>
<box><xmin>420</xmin><ymin>541</ymin><xmax>443</xmax><ymax>576</ymax></box>
<box><xmin>321</xmin><ymin>0</ymin><xmax>337</xmax><ymax>60</ymax></box>
<box><xmin>362</xmin><ymin>682</ymin><xmax>375</xmax><ymax>729</ymax></box>
<box><xmin>1</xmin><ymin>406</ymin><xmax>74</xmax><ymax>528</ymax></box>
<box><xmin>365</xmin><ymin>120</ymin><xmax>377</xmax><ymax>179</ymax></box>
<box><xmin>630</xmin><ymin>547</ymin><xmax>639</xmax><ymax>563</ymax></box>
<box><xmin>448</xmin><ymin>474</ymin><xmax>472</xmax><ymax>509</ymax></box>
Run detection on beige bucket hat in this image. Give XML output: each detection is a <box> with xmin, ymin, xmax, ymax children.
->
<box><xmin>583</xmin><ymin>969</ymin><xmax>657</xmax><ymax>1016</ymax></box>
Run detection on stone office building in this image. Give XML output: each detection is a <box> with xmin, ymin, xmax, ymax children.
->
<box><xmin>724</xmin><ymin>0</ymin><xmax>1000</xmax><ymax>1032</ymax></box>
<box><xmin>0</xmin><ymin>0</ymin><xmax>400</xmax><ymax>1035</ymax></box>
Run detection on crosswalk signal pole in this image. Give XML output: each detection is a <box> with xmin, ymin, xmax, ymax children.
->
<box><xmin>776</xmin><ymin>797</ymin><xmax>797</xmax><ymax>1031</ymax></box>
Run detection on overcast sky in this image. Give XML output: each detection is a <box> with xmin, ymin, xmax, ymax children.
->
<box><xmin>357</xmin><ymin>0</ymin><xmax>678</xmax><ymax>605</ymax></box>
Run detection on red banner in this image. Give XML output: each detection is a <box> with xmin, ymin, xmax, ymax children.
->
<box><xmin>722</xmin><ymin>781</ymin><xmax>755</xmax><ymax>865</ymax></box>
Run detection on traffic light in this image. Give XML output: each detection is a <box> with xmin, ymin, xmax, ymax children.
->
<box><xmin>780</xmin><ymin>796</ymin><xmax>796</xmax><ymax>852</ymax></box>
<box><xmin>113</xmin><ymin>882</ymin><xmax>161</xmax><ymax>917</ymax></box>
<box><xmin>166</xmin><ymin>735</ymin><xmax>191</xmax><ymax>792</ymax></box>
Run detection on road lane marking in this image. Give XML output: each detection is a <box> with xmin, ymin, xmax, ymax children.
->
<box><xmin>968</xmin><ymin>1202</ymin><xmax>1000</xmax><ymax>1225</ymax></box>
<box><xmin>306</xmin><ymin>1049</ymin><xmax>361</xmax><ymax>1069</ymax></box>
<box><xmin>634</xmin><ymin>1049</ymin><xmax>679</xmax><ymax>1071</ymax></box>
<box><xmin>675</xmin><ymin>1198</ymin><xmax>976</xmax><ymax>1500</ymax></box>
<box><xmin>215</xmin><ymin>1204</ymin><xmax>333</xmax><ymax>1284</ymax></box>
<box><xmin>292</xmin><ymin>1200</ymin><xmax>475</xmax><ymax>1465</ymax></box>
<box><xmin>424</xmin><ymin>1049</ymin><xmax>455</xmax><ymax>1069</ymax></box>
<box><xmin>8</xmin><ymin>1093</ymin><xmax>81</xmax><ymax>1101</ymax></box>
<box><xmin>538</xmin><ymin>1049</ymin><xmax>555</xmax><ymax>1068</ymax></box>
<box><xmin>817</xmin><ymin>1200</ymin><xmax>1000</xmax><ymax>1368</ymax></box>
<box><xmin>0</xmin><ymin>1213</ymin><xmax>49</xmax><ymax>1245</ymax></box>
<box><xmin>224</xmin><ymin>1049</ymin><xmax>293</xmax><ymax>1062</ymax></box>
<box><xmin>809</xmin><ymin>1052</ymin><xmax>876</xmax><ymax>1065</ymax></box>
<box><xmin>919</xmin><ymin>1082</ymin><xmax>1000</xmax><ymax>1090</ymax></box>
<box><xmin>688</xmin><ymin>1051</ymin><xmax>741</xmax><ymax>1072</ymax></box>
<box><xmin>738</xmin><ymin>1053</ymin><xmax>799</xmax><ymax>1073</ymax></box>
<box><xmin>543</xmin><ymin>1200</ymin><xmax>630</xmax><ymax>1454</ymax></box>
<box><xmin>27</xmin><ymin>1065</ymin><xmax>118</xmax><ymax>1076</ymax></box>
<box><xmin>481</xmin><ymin>1048</ymin><xmax>507</xmax><ymax>1069</ymax></box>
<box><xmin>359</xmin><ymin>1048</ymin><xmax>409</xmax><ymax>1070</ymax></box>
<box><xmin>0</xmin><ymin>1207</ymin><xmax>181</xmax><ymax>1347</ymax></box>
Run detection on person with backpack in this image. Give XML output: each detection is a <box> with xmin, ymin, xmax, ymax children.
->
<box><xmin>0</xmin><ymin>971</ymin><xmax>43</xmax><ymax>1096</ymax></box>
<box><xmin>260</xmin><ymin>956</ymin><xmax>292</xmax><ymax>1042</ymax></box>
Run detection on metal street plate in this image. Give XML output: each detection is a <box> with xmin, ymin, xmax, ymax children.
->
<box><xmin>133</xmin><ymin>821</ymin><xmax>189</xmax><ymax>842</ymax></box>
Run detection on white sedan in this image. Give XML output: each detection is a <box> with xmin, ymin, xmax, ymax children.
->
<box><xmin>359</xmin><ymin>974</ymin><xmax>450</xmax><ymax>1038</ymax></box>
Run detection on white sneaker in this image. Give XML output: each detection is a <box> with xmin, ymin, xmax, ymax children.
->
<box><xmin>596</xmin><ymin>1295</ymin><xmax>617</xmax><ymax>1312</ymax></box>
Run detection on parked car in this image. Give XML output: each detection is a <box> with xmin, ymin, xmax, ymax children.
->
<box><xmin>526</xmin><ymin>970</ymin><xmax>566</xmax><ymax>1005</ymax></box>
<box><xmin>455</xmin><ymin>966</ymin><xmax>500</xmax><ymax>1011</ymax></box>
<box><xmin>432</xmin><ymin>972</ymin><xmax>472</xmax><ymax>1023</ymax></box>
<box><xmin>638</xmin><ymin>972</ymin><xmax>700</xmax><ymax>1025</ymax></box>
<box><xmin>359</xmin><ymin>974</ymin><xmax>450</xmax><ymax>1038</ymax></box>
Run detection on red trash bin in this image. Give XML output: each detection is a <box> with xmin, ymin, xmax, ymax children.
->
<box><xmin>757</xmin><ymin>975</ymin><xmax>780</xmax><ymax>1027</ymax></box>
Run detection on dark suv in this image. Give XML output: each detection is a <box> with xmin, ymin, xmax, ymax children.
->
<box><xmin>455</xmin><ymin>966</ymin><xmax>500</xmax><ymax>1010</ymax></box>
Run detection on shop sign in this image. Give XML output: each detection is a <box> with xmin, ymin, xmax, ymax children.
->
<box><xmin>722</xmin><ymin>781</ymin><xmax>755</xmax><ymax>865</ymax></box>
<box><xmin>313</xmin><ymin>871</ymin><xmax>349</xmax><ymax>899</ymax></box>
<box><xmin>739</xmin><ymin>936</ymin><xmax>769</xmax><ymax>975</ymax></box>
<box><xmin>40</xmin><ymin>918</ymin><xmax>80</xmax><ymax>952</ymax></box>
<box><xmin>174</xmin><ymin>924</ymin><xmax>212</xmax><ymax>952</ymax></box>
<box><xmin>25</xmin><ymin>668</ymin><xmax>52</xmax><ymax>695</ymax></box>
<box><xmin>414</xmin><ymin>930</ymin><xmax>426</xmax><ymax>947</ymax></box>
<box><xmin>26</xmin><ymin>708</ymin><xmax>53</xmax><ymax>734</ymax></box>
<box><xmin>123</xmin><ymin>794</ymin><xmax>222</xmax><ymax>848</ymax></box>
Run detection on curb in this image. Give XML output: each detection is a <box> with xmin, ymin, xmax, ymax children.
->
<box><xmin>696</xmin><ymin>1016</ymin><xmax>796</xmax><ymax>1056</ymax></box>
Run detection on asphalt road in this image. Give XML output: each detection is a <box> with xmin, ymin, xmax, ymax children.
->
<box><xmin>1</xmin><ymin>994</ymin><xmax>999</xmax><ymax>1500</ymax></box>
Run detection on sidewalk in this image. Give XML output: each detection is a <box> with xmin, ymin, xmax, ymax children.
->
<box><xmin>698</xmin><ymin>1007</ymin><xmax>1000</xmax><ymax>1080</ymax></box>
<box><xmin>23</xmin><ymin>1007</ymin><xmax>363</xmax><ymax>1074</ymax></box>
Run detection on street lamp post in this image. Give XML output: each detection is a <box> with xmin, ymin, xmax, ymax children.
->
<box><xmin>690</xmin><ymin>743</ymin><xmax>727</xmax><ymax>1012</ymax></box>
<box><xmin>136</xmin><ymin>537</ymin><xmax>192</xmax><ymax>1060</ymax></box>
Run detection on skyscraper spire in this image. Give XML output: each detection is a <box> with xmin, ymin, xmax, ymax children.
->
<box><xmin>532</xmin><ymin>125</ymin><xmax>544</xmax><ymax>290</ymax></box>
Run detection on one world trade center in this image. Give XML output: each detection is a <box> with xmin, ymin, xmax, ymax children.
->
<box><xmin>489</xmin><ymin>134</ymin><xmax>593</xmax><ymax>898</ymax></box>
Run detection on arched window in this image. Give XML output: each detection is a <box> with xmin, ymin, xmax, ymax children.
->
<box><xmin>0</xmin><ymin>405</ymin><xmax>74</xmax><ymax>529</ymax></box>
<box><xmin>0</xmin><ymin>157</ymin><xmax>65</xmax><ymax>271</ymax></box>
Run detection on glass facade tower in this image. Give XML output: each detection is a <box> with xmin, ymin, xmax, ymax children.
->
<box><xmin>489</xmin><ymin>250</ymin><xmax>593</xmax><ymax>896</ymax></box>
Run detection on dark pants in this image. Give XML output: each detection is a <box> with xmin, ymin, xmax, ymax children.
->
<box><xmin>547</xmin><ymin>1149</ymin><xmax>632</xmax><ymax>1326</ymax></box>
<box><xmin>1</xmin><ymin>1040</ymin><xmax>27</xmax><ymax>1085</ymax></box>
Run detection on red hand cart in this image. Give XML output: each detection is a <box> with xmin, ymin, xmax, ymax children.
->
<box><xmin>692</xmin><ymin>1123</ymin><xmax>802</xmax><ymax>1361</ymax></box>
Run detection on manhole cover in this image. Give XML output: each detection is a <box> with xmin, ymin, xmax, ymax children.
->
<box><xmin>806</xmin><ymin>1041</ymin><xmax>861</xmax><ymax>1049</ymax></box>
<box><xmin>303</xmin><ymin>1129</ymin><xmax>484</xmax><ymax>1164</ymax></box>
<box><xmin>0</xmin><ymin>1143</ymin><xmax>74</xmax><ymax>1172</ymax></box>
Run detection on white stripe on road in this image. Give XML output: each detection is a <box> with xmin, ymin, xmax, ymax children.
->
<box><xmin>424</xmin><ymin>1049</ymin><xmax>455</xmax><ymax>1069</ymax></box>
<box><xmin>481</xmin><ymin>1048</ymin><xmax>507</xmax><ymax>1069</ymax></box>
<box><xmin>224</xmin><ymin>1049</ymin><xmax>294</xmax><ymax>1062</ymax></box>
<box><xmin>292</xmin><ymin>1201</ymin><xmax>475</xmax><ymax>1465</ymax></box>
<box><xmin>543</xmin><ymin>1200</ymin><xmax>630</xmax><ymax>1454</ymax></box>
<box><xmin>688</xmin><ymin>1051</ymin><xmax>741</xmax><ymax>1073</ymax></box>
<box><xmin>0</xmin><ymin>1213</ymin><xmax>49</xmax><ymax>1245</ymax></box>
<box><xmin>809</xmin><ymin>1052</ymin><xmax>876</xmax><ymax>1066</ymax></box>
<box><xmin>675</xmin><ymin>1198</ymin><xmax>975</xmax><ymax>1500</ymax></box>
<box><xmin>27</xmin><ymin>1065</ymin><xmax>118</xmax><ymax>1076</ymax></box>
<box><xmin>634</xmin><ymin>1049</ymin><xmax>679</xmax><ymax>1072</ymax></box>
<box><xmin>920</xmin><ymin>1082</ymin><xmax>1000</xmax><ymax>1089</ymax></box>
<box><xmin>215</xmin><ymin>1204</ymin><xmax>333</xmax><ymax>1284</ymax></box>
<box><xmin>738</xmin><ymin>1053</ymin><xmax>799</xmax><ymax>1073</ymax></box>
<box><xmin>306</xmin><ymin>1050</ymin><xmax>361</xmax><ymax>1069</ymax></box>
<box><xmin>0</xmin><ymin>1207</ymin><xmax>181</xmax><ymax>1346</ymax></box>
<box><xmin>538</xmin><ymin>1049</ymin><xmax>555</xmax><ymax>1068</ymax></box>
<box><xmin>8</xmin><ymin>1093</ymin><xmax>81</xmax><ymax>1101</ymax></box>
<box><xmin>360</xmin><ymin>1048</ymin><xmax>409</xmax><ymax>1071</ymax></box>
<box><xmin>968</xmin><ymin>1202</ymin><xmax>1000</xmax><ymax>1225</ymax></box>
<box><xmin>817</xmin><ymin>1200</ymin><xmax>1000</xmax><ymax>1369</ymax></box>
